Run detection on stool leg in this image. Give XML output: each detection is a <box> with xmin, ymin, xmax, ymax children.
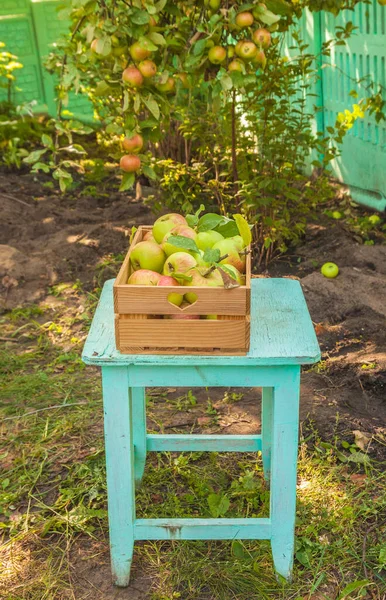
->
<box><xmin>101</xmin><ymin>366</ymin><xmax>135</xmax><ymax>587</ymax></box>
<box><xmin>261</xmin><ymin>387</ymin><xmax>273</xmax><ymax>484</ymax></box>
<box><xmin>270</xmin><ymin>367</ymin><xmax>300</xmax><ymax>582</ymax></box>
<box><xmin>132</xmin><ymin>387</ymin><xmax>147</xmax><ymax>486</ymax></box>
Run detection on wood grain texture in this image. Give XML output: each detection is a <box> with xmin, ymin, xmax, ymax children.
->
<box><xmin>116</xmin><ymin>318</ymin><xmax>249</xmax><ymax>350</ymax></box>
<box><xmin>83</xmin><ymin>278</ymin><xmax>320</xmax><ymax>365</ymax></box>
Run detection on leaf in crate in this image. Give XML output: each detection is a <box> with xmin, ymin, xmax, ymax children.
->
<box><xmin>172</xmin><ymin>272</ymin><xmax>193</xmax><ymax>283</ymax></box>
<box><xmin>167</xmin><ymin>235</ymin><xmax>199</xmax><ymax>253</ymax></box>
<box><xmin>186</xmin><ymin>204</ymin><xmax>206</xmax><ymax>228</ymax></box>
<box><xmin>120</xmin><ymin>172</ymin><xmax>135</xmax><ymax>191</ymax></box>
<box><xmin>197</xmin><ymin>213</ymin><xmax>226</xmax><ymax>232</ymax></box>
<box><xmin>207</xmin><ymin>493</ymin><xmax>230</xmax><ymax>518</ymax></box>
<box><xmin>129</xmin><ymin>226</ymin><xmax>138</xmax><ymax>244</ymax></box>
<box><xmin>217</xmin><ymin>267</ymin><xmax>241</xmax><ymax>289</ymax></box>
<box><xmin>234</xmin><ymin>214</ymin><xmax>252</xmax><ymax>247</ymax></box>
<box><xmin>214</xmin><ymin>219</ymin><xmax>239</xmax><ymax>238</ymax></box>
<box><xmin>203</xmin><ymin>248</ymin><xmax>221</xmax><ymax>264</ymax></box>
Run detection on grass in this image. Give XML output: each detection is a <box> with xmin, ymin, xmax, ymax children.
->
<box><xmin>1</xmin><ymin>286</ymin><xmax>385</xmax><ymax>600</ymax></box>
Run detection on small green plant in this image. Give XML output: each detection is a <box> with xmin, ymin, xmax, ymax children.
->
<box><xmin>0</xmin><ymin>41</ymin><xmax>23</xmax><ymax>104</ymax></box>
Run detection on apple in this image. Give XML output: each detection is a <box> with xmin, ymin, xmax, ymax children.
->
<box><xmin>190</xmin><ymin>251</ymin><xmax>208</xmax><ymax>267</ymax></box>
<box><xmin>139</xmin><ymin>60</ymin><xmax>157</xmax><ymax>78</ymax></box>
<box><xmin>184</xmin><ymin>292</ymin><xmax>198</xmax><ymax>304</ymax></box>
<box><xmin>91</xmin><ymin>39</ymin><xmax>99</xmax><ymax>53</ymax></box>
<box><xmin>321</xmin><ymin>262</ymin><xmax>339</xmax><ymax>278</ymax></box>
<box><xmin>377</xmin><ymin>0</ymin><xmax>386</xmax><ymax>5</ymax></box>
<box><xmin>206</xmin><ymin>315</ymin><xmax>218</xmax><ymax>320</ymax></box>
<box><xmin>120</xmin><ymin>155</ymin><xmax>141</xmax><ymax>173</ymax></box>
<box><xmin>122</xmin><ymin>134</ymin><xmax>144</xmax><ymax>153</ymax></box>
<box><xmin>175</xmin><ymin>72</ymin><xmax>190</xmax><ymax>88</ymax></box>
<box><xmin>209</xmin><ymin>0</ymin><xmax>221</xmax><ymax>9</ymax></box>
<box><xmin>196</xmin><ymin>231</ymin><xmax>224</xmax><ymax>251</ymax></box>
<box><xmin>227</xmin><ymin>46</ymin><xmax>235</xmax><ymax>58</ymax></box>
<box><xmin>167</xmin><ymin>313</ymin><xmax>200</xmax><ymax>320</ymax></box>
<box><xmin>208</xmin><ymin>46</ymin><xmax>227</xmax><ymax>64</ymax></box>
<box><xmin>162</xmin><ymin>226</ymin><xmax>197</xmax><ymax>256</ymax></box>
<box><xmin>163</xmin><ymin>252</ymin><xmax>197</xmax><ymax>276</ymax></box>
<box><xmin>252</xmin><ymin>28</ymin><xmax>271</xmax><ymax>49</ymax></box>
<box><xmin>130</xmin><ymin>241</ymin><xmax>166</xmax><ymax>273</ymax></box>
<box><xmin>212</xmin><ymin>239</ymin><xmax>246</xmax><ymax>273</ymax></box>
<box><xmin>235</xmin><ymin>40</ymin><xmax>257</xmax><ymax>61</ymax></box>
<box><xmin>122</xmin><ymin>66</ymin><xmax>143</xmax><ymax>87</ymax></box>
<box><xmin>143</xmin><ymin>230</ymin><xmax>156</xmax><ymax>242</ymax></box>
<box><xmin>156</xmin><ymin>77</ymin><xmax>175</xmax><ymax>93</ymax></box>
<box><xmin>127</xmin><ymin>269</ymin><xmax>161</xmax><ymax>285</ymax></box>
<box><xmin>252</xmin><ymin>50</ymin><xmax>267</xmax><ymax>68</ymax></box>
<box><xmin>157</xmin><ymin>275</ymin><xmax>183</xmax><ymax>307</ymax></box>
<box><xmin>227</xmin><ymin>235</ymin><xmax>244</xmax><ymax>251</ymax></box>
<box><xmin>228</xmin><ymin>59</ymin><xmax>245</xmax><ymax>73</ymax></box>
<box><xmin>184</xmin><ymin>267</ymin><xmax>223</xmax><ymax>287</ymax></box>
<box><xmin>149</xmin><ymin>16</ymin><xmax>157</xmax><ymax>27</ymax></box>
<box><xmin>153</xmin><ymin>213</ymin><xmax>187</xmax><ymax>244</ymax></box>
<box><xmin>129</xmin><ymin>41</ymin><xmax>151</xmax><ymax>61</ymax></box>
<box><xmin>235</xmin><ymin>12</ymin><xmax>254</xmax><ymax>28</ymax></box>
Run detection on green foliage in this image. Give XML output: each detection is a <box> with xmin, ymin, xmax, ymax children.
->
<box><xmin>0</xmin><ymin>41</ymin><xmax>23</xmax><ymax>104</ymax></box>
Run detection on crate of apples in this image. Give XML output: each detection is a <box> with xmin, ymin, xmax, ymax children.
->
<box><xmin>114</xmin><ymin>211</ymin><xmax>251</xmax><ymax>354</ymax></box>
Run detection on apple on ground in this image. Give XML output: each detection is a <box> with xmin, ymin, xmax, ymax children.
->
<box><xmin>153</xmin><ymin>213</ymin><xmax>187</xmax><ymax>244</ymax></box>
<box><xmin>212</xmin><ymin>239</ymin><xmax>246</xmax><ymax>273</ymax></box>
<box><xmin>130</xmin><ymin>241</ymin><xmax>166</xmax><ymax>273</ymax></box>
<box><xmin>157</xmin><ymin>275</ymin><xmax>183</xmax><ymax>307</ymax></box>
<box><xmin>163</xmin><ymin>252</ymin><xmax>197</xmax><ymax>276</ymax></box>
<box><xmin>127</xmin><ymin>269</ymin><xmax>161</xmax><ymax>285</ymax></box>
<box><xmin>195</xmin><ymin>231</ymin><xmax>224</xmax><ymax>250</ymax></box>
<box><xmin>321</xmin><ymin>262</ymin><xmax>339</xmax><ymax>278</ymax></box>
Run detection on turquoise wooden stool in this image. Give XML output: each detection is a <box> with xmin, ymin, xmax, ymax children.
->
<box><xmin>82</xmin><ymin>278</ymin><xmax>320</xmax><ymax>587</ymax></box>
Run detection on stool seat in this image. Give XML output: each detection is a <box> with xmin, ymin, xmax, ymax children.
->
<box><xmin>82</xmin><ymin>277</ymin><xmax>320</xmax><ymax>587</ymax></box>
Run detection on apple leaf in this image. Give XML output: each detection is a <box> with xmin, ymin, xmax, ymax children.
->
<box><xmin>120</xmin><ymin>172</ymin><xmax>135</xmax><ymax>191</ymax></box>
<box><xmin>143</xmin><ymin>96</ymin><xmax>160</xmax><ymax>120</ymax></box>
<box><xmin>214</xmin><ymin>219</ymin><xmax>239</xmax><ymax>238</ymax></box>
<box><xmin>129</xmin><ymin>226</ymin><xmax>138</xmax><ymax>244</ymax></box>
<box><xmin>172</xmin><ymin>272</ymin><xmax>193</xmax><ymax>283</ymax></box>
<box><xmin>207</xmin><ymin>493</ymin><xmax>230</xmax><ymax>518</ymax></box>
<box><xmin>95</xmin><ymin>36</ymin><xmax>111</xmax><ymax>56</ymax></box>
<box><xmin>234</xmin><ymin>214</ymin><xmax>252</xmax><ymax>247</ymax></box>
<box><xmin>258</xmin><ymin>9</ymin><xmax>281</xmax><ymax>25</ymax></box>
<box><xmin>142</xmin><ymin>165</ymin><xmax>157</xmax><ymax>180</ymax></box>
<box><xmin>203</xmin><ymin>248</ymin><xmax>221</xmax><ymax>264</ymax></box>
<box><xmin>197</xmin><ymin>213</ymin><xmax>226</xmax><ymax>232</ymax></box>
<box><xmin>167</xmin><ymin>235</ymin><xmax>199</xmax><ymax>253</ymax></box>
<box><xmin>186</xmin><ymin>204</ymin><xmax>205</xmax><ymax>228</ymax></box>
<box><xmin>131</xmin><ymin>10</ymin><xmax>150</xmax><ymax>25</ymax></box>
<box><xmin>148</xmin><ymin>31</ymin><xmax>166</xmax><ymax>46</ymax></box>
<box><xmin>217</xmin><ymin>267</ymin><xmax>241</xmax><ymax>289</ymax></box>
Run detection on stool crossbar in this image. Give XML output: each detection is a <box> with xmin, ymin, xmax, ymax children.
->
<box><xmin>83</xmin><ymin>278</ymin><xmax>320</xmax><ymax>587</ymax></box>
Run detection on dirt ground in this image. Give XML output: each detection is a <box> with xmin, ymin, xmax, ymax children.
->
<box><xmin>1</xmin><ymin>169</ymin><xmax>386</xmax><ymax>598</ymax></box>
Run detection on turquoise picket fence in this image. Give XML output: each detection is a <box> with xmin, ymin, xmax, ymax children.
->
<box><xmin>1</xmin><ymin>0</ymin><xmax>385</xmax><ymax>208</ymax></box>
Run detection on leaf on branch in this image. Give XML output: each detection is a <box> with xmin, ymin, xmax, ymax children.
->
<box><xmin>120</xmin><ymin>172</ymin><xmax>135</xmax><ymax>192</ymax></box>
<box><xmin>143</xmin><ymin>96</ymin><xmax>160</xmax><ymax>120</ymax></box>
<box><xmin>214</xmin><ymin>219</ymin><xmax>239</xmax><ymax>238</ymax></box>
<box><xmin>167</xmin><ymin>235</ymin><xmax>199</xmax><ymax>253</ymax></box>
<box><xmin>148</xmin><ymin>31</ymin><xmax>166</xmax><ymax>46</ymax></box>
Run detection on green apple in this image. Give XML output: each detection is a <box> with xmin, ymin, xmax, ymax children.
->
<box><xmin>196</xmin><ymin>231</ymin><xmax>224</xmax><ymax>250</ymax></box>
<box><xmin>212</xmin><ymin>239</ymin><xmax>246</xmax><ymax>273</ymax></box>
<box><xmin>157</xmin><ymin>275</ymin><xmax>183</xmax><ymax>307</ymax></box>
<box><xmin>163</xmin><ymin>252</ymin><xmax>197</xmax><ymax>276</ymax></box>
<box><xmin>206</xmin><ymin>314</ymin><xmax>218</xmax><ymax>319</ymax></box>
<box><xmin>184</xmin><ymin>292</ymin><xmax>198</xmax><ymax>304</ymax></box>
<box><xmin>130</xmin><ymin>241</ymin><xmax>166</xmax><ymax>273</ymax></box>
<box><xmin>152</xmin><ymin>213</ymin><xmax>187</xmax><ymax>244</ymax></box>
<box><xmin>183</xmin><ymin>267</ymin><xmax>223</xmax><ymax>287</ymax></box>
<box><xmin>227</xmin><ymin>235</ymin><xmax>244</xmax><ymax>251</ymax></box>
<box><xmin>321</xmin><ymin>262</ymin><xmax>339</xmax><ymax>278</ymax></box>
<box><xmin>127</xmin><ymin>269</ymin><xmax>161</xmax><ymax>285</ymax></box>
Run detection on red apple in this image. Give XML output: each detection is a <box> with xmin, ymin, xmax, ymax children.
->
<box><xmin>163</xmin><ymin>252</ymin><xmax>197</xmax><ymax>276</ymax></box>
<box><xmin>156</xmin><ymin>76</ymin><xmax>175</xmax><ymax>93</ymax></box>
<box><xmin>228</xmin><ymin>59</ymin><xmax>245</xmax><ymax>73</ymax></box>
<box><xmin>235</xmin><ymin>12</ymin><xmax>254</xmax><ymax>28</ymax></box>
<box><xmin>235</xmin><ymin>40</ymin><xmax>257</xmax><ymax>61</ymax></box>
<box><xmin>139</xmin><ymin>60</ymin><xmax>157</xmax><ymax>78</ymax></box>
<box><xmin>122</xmin><ymin>134</ymin><xmax>144</xmax><ymax>153</ymax></box>
<box><xmin>208</xmin><ymin>46</ymin><xmax>227</xmax><ymax>64</ymax></box>
<box><xmin>122</xmin><ymin>66</ymin><xmax>143</xmax><ymax>87</ymax></box>
<box><xmin>127</xmin><ymin>269</ymin><xmax>161</xmax><ymax>285</ymax></box>
<box><xmin>252</xmin><ymin>28</ymin><xmax>271</xmax><ymax>49</ymax></box>
<box><xmin>120</xmin><ymin>155</ymin><xmax>141</xmax><ymax>173</ymax></box>
<box><xmin>129</xmin><ymin>41</ymin><xmax>151</xmax><ymax>61</ymax></box>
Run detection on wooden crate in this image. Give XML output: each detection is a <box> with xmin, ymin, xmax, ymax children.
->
<box><xmin>114</xmin><ymin>226</ymin><xmax>251</xmax><ymax>355</ymax></box>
